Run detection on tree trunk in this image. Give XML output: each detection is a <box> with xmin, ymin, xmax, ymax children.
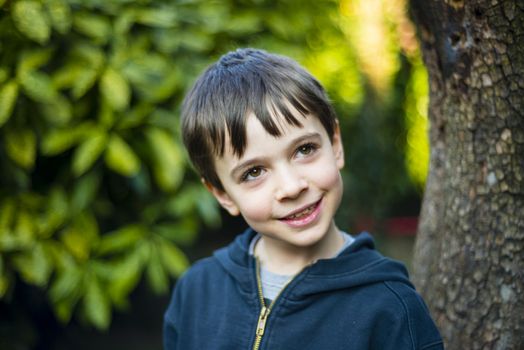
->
<box><xmin>409</xmin><ymin>0</ymin><xmax>524</xmax><ymax>349</ymax></box>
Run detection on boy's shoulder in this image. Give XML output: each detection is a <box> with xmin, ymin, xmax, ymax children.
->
<box><xmin>381</xmin><ymin>279</ymin><xmax>430</xmax><ymax>311</ymax></box>
<box><xmin>177</xmin><ymin>253</ymin><xmax>224</xmax><ymax>288</ymax></box>
<box><xmin>174</xmin><ymin>235</ymin><xmax>249</xmax><ymax>292</ymax></box>
<box><xmin>343</xmin><ymin>257</ymin><xmax>435</xmax><ymax>325</ymax></box>
<box><xmin>370</xmin><ymin>278</ymin><xmax>435</xmax><ymax>324</ymax></box>
<box><xmin>368</xmin><ymin>279</ymin><xmax>443</xmax><ymax>349</ymax></box>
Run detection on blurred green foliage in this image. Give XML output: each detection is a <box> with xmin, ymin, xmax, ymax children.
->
<box><xmin>0</xmin><ymin>0</ymin><xmax>429</xmax><ymax>335</ymax></box>
<box><xmin>0</xmin><ymin>0</ymin><xmax>353</xmax><ymax>331</ymax></box>
<box><xmin>321</xmin><ymin>0</ymin><xmax>429</xmax><ymax>222</ymax></box>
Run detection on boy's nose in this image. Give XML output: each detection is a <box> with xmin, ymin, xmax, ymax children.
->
<box><xmin>275</xmin><ymin>168</ymin><xmax>308</xmax><ymax>201</ymax></box>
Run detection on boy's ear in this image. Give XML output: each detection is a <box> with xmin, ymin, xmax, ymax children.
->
<box><xmin>202</xmin><ymin>179</ymin><xmax>240</xmax><ymax>216</ymax></box>
<box><xmin>332</xmin><ymin>120</ymin><xmax>345</xmax><ymax>169</ymax></box>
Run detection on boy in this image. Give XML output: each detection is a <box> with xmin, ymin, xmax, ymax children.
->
<box><xmin>164</xmin><ymin>48</ymin><xmax>443</xmax><ymax>350</ymax></box>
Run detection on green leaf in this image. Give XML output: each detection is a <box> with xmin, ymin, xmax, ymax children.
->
<box><xmin>61</xmin><ymin>213</ymin><xmax>99</xmax><ymax>261</ymax></box>
<box><xmin>71</xmin><ymin>171</ymin><xmax>101</xmax><ymax>214</ymax></box>
<box><xmin>0</xmin><ymin>258</ymin><xmax>9</xmax><ymax>298</ymax></box>
<box><xmin>107</xmin><ymin>249</ymin><xmax>144</xmax><ymax>306</ymax></box>
<box><xmin>0</xmin><ymin>198</ymin><xmax>16</xmax><ymax>231</ymax></box>
<box><xmin>114</xmin><ymin>10</ymin><xmax>135</xmax><ymax>36</ymax></box>
<box><xmin>12</xmin><ymin>1</ymin><xmax>51</xmax><ymax>44</ymax></box>
<box><xmin>97</xmin><ymin>99</ymin><xmax>115</xmax><ymax>128</ymax></box>
<box><xmin>178</xmin><ymin>30</ymin><xmax>213</xmax><ymax>52</ymax></box>
<box><xmin>73</xmin><ymin>43</ymin><xmax>105</xmax><ymax>67</ymax></box>
<box><xmin>54</xmin><ymin>297</ymin><xmax>78</xmax><ymax>323</ymax></box>
<box><xmin>148</xmin><ymin>108</ymin><xmax>178</xmax><ymax>130</ymax></box>
<box><xmin>97</xmin><ymin>224</ymin><xmax>145</xmax><ymax>255</ymax></box>
<box><xmin>0</xmin><ymin>207</ymin><xmax>36</xmax><ymax>250</ymax></box>
<box><xmin>72</xmin><ymin>68</ymin><xmax>99</xmax><ymax>99</ymax></box>
<box><xmin>45</xmin><ymin>0</ymin><xmax>72</xmax><ymax>34</ymax></box>
<box><xmin>104</xmin><ymin>134</ymin><xmax>140</xmax><ymax>176</ymax></box>
<box><xmin>18</xmin><ymin>192</ymin><xmax>43</xmax><ymax>210</ymax></box>
<box><xmin>196</xmin><ymin>189</ymin><xmax>221</xmax><ymax>228</ymax></box>
<box><xmin>46</xmin><ymin>240</ymin><xmax>74</xmax><ymax>269</ymax></box>
<box><xmin>4</xmin><ymin>128</ymin><xmax>37</xmax><ymax>169</ymax></box>
<box><xmin>72</xmin><ymin>131</ymin><xmax>107</xmax><ymax>176</ymax></box>
<box><xmin>134</xmin><ymin>7</ymin><xmax>178</xmax><ymax>28</ymax></box>
<box><xmin>153</xmin><ymin>219</ymin><xmax>198</xmax><ymax>246</ymax></box>
<box><xmin>121</xmin><ymin>54</ymin><xmax>178</xmax><ymax>103</ymax></box>
<box><xmin>13</xmin><ymin>242</ymin><xmax>53</xmax><ymax>287</ymax></box>
<box><xmin>83</xmin><ymin>273</ymin><xmax>111</xmax><ymax>330</ymax></box>
<box><xmin>49</xmin><ymin>264</ymin><xmax>82</xmax><ymax>302</ymax></box>
<box><xmin>223</xmin><ymin>12</ymin><xmax>262</xmax><ymax>35</ymax></box>
<box><xmin>41</xmin><ymin>123</ymin><xmax>92</xmax><ymax>156</ymax></box>
<box><xmin>165</xmin><ymin>185</ymin><xmax>198</xmax><ymax>216</ymax></box>
<box><xmin>0</xmin><ymin>80</ymin><xmax>19</xmax><ymax>127</ymax></box>
<box><xmin>146</xmin><ymin>127</ymin><xmax>185</xmax><ymax>192</ymax></box>
<box><xmin>141</xmin><ymin>69</ymin><xmax>179</xmax><ymax>103</ymax></box>
<box><xmin>76</xmin><ymin>211</ymin><xmax>99</xmax><ymax>241</ymax></box>
<box><xmin>49</xmin><ymin>263</ymin><xmax>82</xmax><ymax>323</ymax></box>
<box><xmin>16</xmin><ymin>208</ymin><xmax>36</xmax><ymax>245</ymax></box>
<box><xmin>61</xmin><ymin>226</ymin><xmax>88</xmax><ymax>260</ymax></box>
<box><xmin>17</xmin><ymin>48</ymin><xmax>54</xmax><ymax>76</ymax></box>
<box><xmin>89</xmin><ymin>260</ymin><xmax>114</xmax><ymax>282</ymax></box>
<box><xmin>51</xmin><ymin>51</ymin><xmax>102</xmax><ymax>95</ymax></box>
<box><xmin>146</xmin><ymin>243</ymin><xmax>168</xmax><ymax>294</ymax></box>
<box><xmin>116</xmin><ymin>102</ymin><xmax>153</xmax><ymax>130</ymax></box>
<box><xmin>41</xmin><ymin>94</ymin><xmax>72</xmax><ymax>125</ymax></box>
<box><xmin>51</xmin><ymin>63</ymin><xmax>82</xmax><ymax>89</ymax></box>
<box><xmin>38</xmin><ymin>187</ymin><xmax>68</xmax><ymax>237</ymax></box>
<box><xmin>0</xmin><ymin>203</ymin><xmax>36</xmax><ymax>250</ymax></box>
<box><xmin>73</xmin><ymin>12</ymin><xmax>111</xmax><ymax>43</ymax></box>
<box><xmin>0</xmin><ymin>67</ymin><xmax>9</xmax><ymax>85</ymax></box>
<box><xmin>100</xmin><ymin>68</ymin><xmax>130</xmax><ymax>112</ymax></box>
<box><xmin>159</xmin><ymin>240</ymin><xmax>189</xmax><ymax>277</ymax></box>
<box><xmin>19</xmin><ymin>70</ymin><xmax>58</xmax><ymax>103</ymax></box>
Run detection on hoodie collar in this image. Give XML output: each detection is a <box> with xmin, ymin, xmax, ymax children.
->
<box><xmin>213</xmin><ymin>228</ymin><xmax>258</xmax><ymax>294</ymax></box>
<box><xmin>213</xmin><ymin>228</ymin><xmax>412</xmax><ymax>298</ymax></box>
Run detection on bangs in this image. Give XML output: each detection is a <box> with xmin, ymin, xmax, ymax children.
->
<box><xmin>206</xmin><ymin>66</ymin><xmax>328</xmax><ymax>159</ymax></box>
<box><xmin>219</xmin><ymin>95</ymin><xmax>310</xmax><ymax>159</ymax></box>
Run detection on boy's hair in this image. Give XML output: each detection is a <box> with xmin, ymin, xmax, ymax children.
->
<box><xmin>181</xmin><ymin>48</ymin><xmax>338</xmax><ymax>190</ymax></box>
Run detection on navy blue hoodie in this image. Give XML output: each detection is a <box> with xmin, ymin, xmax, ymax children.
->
<box><xmin>163</xmin><ymin>229</ymin><xmax>444</xmax><ymax>349</ymax></box>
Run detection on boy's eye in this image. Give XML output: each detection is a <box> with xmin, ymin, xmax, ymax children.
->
<box><xmin>296</xmin><ymin>143</ymin><xmax>317</xmax><ymax>157</ymax></box>
<box><xmin>241</xmin><ymin>167</ymin><xmax>265</xmax><ymax>182</ymax></box>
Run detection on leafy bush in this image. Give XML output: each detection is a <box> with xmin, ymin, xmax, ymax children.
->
<box><xmin>0</xmin><ymin>0</ymin><xmax>343</xmax><ymax>330</ymax></box>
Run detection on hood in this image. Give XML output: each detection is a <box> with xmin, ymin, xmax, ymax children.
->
<box><xmin>213</xmin><ymin>228</ymin><xmax>413</xmax><ymax>298</ymax></box>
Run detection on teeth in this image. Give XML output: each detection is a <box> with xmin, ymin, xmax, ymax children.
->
<box><xmin>287</xmin><ymin>204</ymin><xmax>315</xmax><ymax>219</ymax></box>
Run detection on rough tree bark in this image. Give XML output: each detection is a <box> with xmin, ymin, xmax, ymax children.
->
<box><xmin>409</xmin><ymin>0</ymin><xmax>524</xmax><ymax>349</ymax></box>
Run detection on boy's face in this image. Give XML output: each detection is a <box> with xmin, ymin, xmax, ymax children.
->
<box><xmin>207</xmin><ymin>111</ymin><xmax>344</xmax><ymax>250</ymax></box>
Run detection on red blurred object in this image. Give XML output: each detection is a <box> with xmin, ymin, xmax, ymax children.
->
<box><xmin>354</xmin><ymin>216</ymin><xmax>418</xmax><ymax>237</ymax></box>
<box><xmin>354</xmin><ymin>216</ymin><xmax>375</xmax><ymax>234</ymax></box>
<box><xmin>384</xmin><ymin>217</ymin><xmax>418</xmax><ymax>237</ymax></box>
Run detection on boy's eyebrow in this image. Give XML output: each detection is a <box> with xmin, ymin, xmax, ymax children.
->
<box><xmin>230</xmin><ymin>158</ymin><xmax>267</xmax><ymax>179</ymax></box>
<box><xmin>229</xmin><ymin>131</ymin><xmax>322</xmax><ymax>179</ymax></box>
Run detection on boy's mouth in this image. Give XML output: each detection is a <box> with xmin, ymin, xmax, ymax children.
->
<box><xmin>280</xmin><ymin>199</ymin><xmax>322</xmax><ymax>227</ymax></box>
<box><xmin>285</xmin><ymin>203</ymin><xmax>317</xmax><ymax>219</ymax></box>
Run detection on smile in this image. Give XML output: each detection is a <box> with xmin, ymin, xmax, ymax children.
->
<box><xmin>280</xmin><ymin>199</ymin><xmax>322</xmax><ymax>227</ymax></box>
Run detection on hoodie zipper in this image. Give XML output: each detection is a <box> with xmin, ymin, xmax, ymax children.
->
<box><xmin>252</xmin><ymin>258</ymin><xmax>307</xmax><ymax>350</ymax></box>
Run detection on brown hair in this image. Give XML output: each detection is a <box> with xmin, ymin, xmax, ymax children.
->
<box><xmin>181</xmin><ymin>48</ymin><xmax>338</xmax><ymax>190</ymax></box>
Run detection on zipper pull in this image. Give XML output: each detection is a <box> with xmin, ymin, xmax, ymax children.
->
<box><xmin>256</xmin><ymin>306</ymin><xmax>269</xmax><ymax>336</ymax></box>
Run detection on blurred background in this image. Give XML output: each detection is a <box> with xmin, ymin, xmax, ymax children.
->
<box><xmin>0</xmin><ymin>0</ymin><xmax>429</xmax><ymax>348</ymax></box>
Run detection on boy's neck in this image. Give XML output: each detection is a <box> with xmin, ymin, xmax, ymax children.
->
<box><xmin>254</xmin><ymin>222</ymin><xmax>344</xmax><ymax>276</ymax></box>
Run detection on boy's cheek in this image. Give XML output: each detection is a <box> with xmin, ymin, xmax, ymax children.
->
<box><xmin>308</xmin><ymin>160</ymin><xmax>342</xmax><ymax>188</ymax></box>
<box><xmin>238</xmin><ymin>201</ymin><xmax>273</xmax><ymax>222</ymax></box>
